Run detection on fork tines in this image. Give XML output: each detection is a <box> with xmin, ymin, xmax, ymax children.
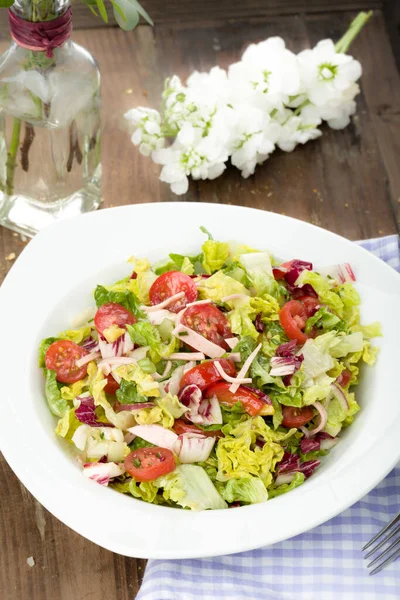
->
<box><xmin>362</xmin><ymin>513</ymin><xmax>400</xmax><ymax>575</ymax></box>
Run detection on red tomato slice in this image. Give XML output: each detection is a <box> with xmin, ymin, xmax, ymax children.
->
<box><xmin>104</xmin><ymin>373</ymin><xmax>119</xmax><ymax>395</ymax></box>
<box><xmin>94</xmin><ymin>302</ymin><xmax>136</xmax><ymax>336</ymax></box>
<box><xmin>172</xmin><ymin>419</ymin><xmax>221</xmax><ymax>438</ymax></box>
<box><xmin>282</xmin><ymin>406</ymin><xmax>314</xmax><ymax>428</ymax></box>
<box><xmin>149</xmin><ymin>271</ymin><xmax>198</xmax><ymax>313</ymax></box>
<box><xmin>45</xmin><ymin>340</ymin><xmax>88</xmax><ymax>384</ymax></box>
<box><xmin>205</xmin><ymin>382</ymin><xmax>272</xmax><ymax>417</ymax></box>
<box><xmin>279</xmin><ymin>300</ymin><xmax>308</xmax><ymax>344</ymax></box>
<box><xmin>179</xmin><ymin>359</ymin><xmax>237</xmax><ymax>392</ymax></box>
<box><xmin>124</xmin><ymin>447</ymin><xmax>176</xmax><ymax>482</ymax></box>
<box><xmin>336</xmin><ymin>369</ymin><xmax>352</xmax><ymax>388</ymax></box>
<box><xmin>296</xmin><ymin>295</ymin><xmax>320</xmax><ymax>318</ymax></box>
<box><xmin>181</xmin><ymin>304</ymin><xmax>232</xmax><ymax>349</ymax></box>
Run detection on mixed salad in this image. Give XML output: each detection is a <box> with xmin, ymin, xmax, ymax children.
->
<box><xmin>39</xmin><ymin>228</ymin><xmax>381</xmax><ymax>510</ymax></box>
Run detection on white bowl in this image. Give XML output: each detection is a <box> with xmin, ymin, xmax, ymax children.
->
<box><xmin>1</xmin><ymin>202</ymin><xmax>399</xmax><ymax>559</ymax></box>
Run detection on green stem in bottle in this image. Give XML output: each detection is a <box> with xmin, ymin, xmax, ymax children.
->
<box><xmin>335</xmin><ymin>11</ymin><xmax>373</xmax><ymax>54</ymax></box>
<box><xmin>6</xmin><ymin>118</ymin><xmax>21</xmax><ymax>195</ymax></box>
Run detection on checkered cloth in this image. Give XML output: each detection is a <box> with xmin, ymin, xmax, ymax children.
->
<box><xmin>136</xmin><ymin>234</ymin><xmax>400</xmax><ymax>600</ymax></box>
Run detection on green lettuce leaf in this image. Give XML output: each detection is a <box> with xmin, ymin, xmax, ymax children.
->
<box><xmin>116</xmin><ymin>379</ymin><xmax>148</xmax><ymax>404</ymax></box>
<box><xmin>305</xmin><ymin>307</ymin><xmax>344</xmax><ymax>334</ymax></box>
<box><xmin>239</xmin><ymin>251</ymin><xmax>275</xmax><ymax>296</ymax></box>
<box><xmin>198</xmin><ymin>271</ymin><xmax>249</xmax><ymax>303</ymax></box>
<box><xmin>129</xmin><ymin>479</ymin><xmax>160</xmax><ymax>503</ymax></box>
<box><xmin>45</xmin><ymin>369</ymin><xmax>70</xmax><ymax>417</ymax></box>
<box><xmin>94</xmin><ymin>283</ymin><xmax>144</xmax><ymax>318</ymax></box>
<box><xmin>156</xmin><ymin>393</ymin><xmax>187</xmax><ymax>428</ymax></box>
<box><xmin>55</xmin><ymin>407</ymin><xmax>81</xmax><ymax>440</ymax></box>
<box><xmin>202</xmin><ymin>239</ymin><xmax>230</xmax><ymax>274</ymax></box>
<box><xmin>58</xmin><ymin>326</ymin><xmax>92</xmax><ymax>345</ymax></box>
<box><xmin>127</xmin><ymin>321</ymin><xmax>179</xmax><ymax>362</ymax></box>
<box><xmin>362</xmin><ymin>341</ymin><xmax>379</xmax><ymax>366</ymax></box>
<box><xmin>156</xmin><ymin>465</ymin><xmax>227</xmax><ymax>510</ymax></box>
<box><xmin>38</xmin><ymin>337</ymin><xmax>58</xmax><ymax>368</ymax></box>
<box><xmin>351</xmin><ymin>321</ymin><xmax>382</xmax><ymax>339</ymax></box>
<box><xmin>220</xmin><ymin>476</ymin><xmax>269</xmax><ymax>504</ymax></box>
<box><xmin>216</xmin><ymin>417</ymin><xmax>295</xmax><ymax>487</ymax></box>
<box><xmin>268</xmin><ymin>472</ymin><xmax>305</xmax><ymax>498</ymax></box>
<box><xmin>114</xmin><ymin>363</ymin><xmax>160</xmax><ymax>397</ymax></box>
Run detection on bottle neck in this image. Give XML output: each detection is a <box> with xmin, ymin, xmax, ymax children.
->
<box><xmin>11</xmin><ymin>0</ymin><xmax>70</xmax><ymax>23</ymax></box>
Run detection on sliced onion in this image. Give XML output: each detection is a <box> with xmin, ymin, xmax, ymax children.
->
<box><xmin>185</xmin><ymin>299</ymin><xmax>212</xmax><ymax>308</ymax></box>
<box><xmin>300</xmin><ymin>426</ymin><xmax>310</xmax><ymax>438</ymax></box>
<box><xmin>76</xmin><ymin>351</ymin><xmax>101</xmax><ymax>368</ymax></box>
<box><xmin>127</xmin><ymin>424</ymin><xmax>178</xmax><ymax>449</ymax></box>
<box><xmin>162</xmin><ymin>365</ymin><xmax>185</xmax><ymax>396</ymax></box>
<box><xmin>307</xmin><ymin>401</ymin><xmax>328</xmax><ymax>436</ymax></box>
<box><xmin>214</xmin><ymin>360</ymin><xmax>251</xmax><ymax>384</ymax></box>
<box><xmin>142</xmin><ymin>291</ymin><xmax>185</xmax><ymax>312</ymax></box>
<box><xmin>229</xmin><ymin>343</ymin><xmax>262</xmax><ymax>393</ymax></box>
<box><xmin>331</xmin><ymin>383</ymin><xmax>349</xmax><ymax>411</ymax></box>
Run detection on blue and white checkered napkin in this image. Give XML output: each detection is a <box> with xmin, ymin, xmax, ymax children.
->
<box><xmin>137</xmin><ymin>234</ymin><xmax>400</xmax><ymax>600</ymax></box>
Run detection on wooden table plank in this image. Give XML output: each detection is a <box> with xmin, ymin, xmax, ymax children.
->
<box><xmin>0</xmin><ymin>10</ymin><xmax>399</xmax><ymax>600</ymax></box>
<box><xmin>0</xmin><ymin>0</ymin><xmax>384</xmax><ymax>34</ymax></box>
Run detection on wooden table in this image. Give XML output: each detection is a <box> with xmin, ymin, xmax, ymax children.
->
<box><xmin>0</xmin><ymin>1</ymin><xmax>399</xmax><ymax>598</ymax></box>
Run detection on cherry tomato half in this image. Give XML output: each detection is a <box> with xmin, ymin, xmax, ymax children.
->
<box><xmin>124</xmin><ymin>447</ymin><xmax>176</xmax><ymax>482</ymax></box>
<box><xmin>179</xmin><ymin>359</ymin><xmax>237</xmax><ymax>392</ymax></box>
<box><xmin>279</xmin><ymin>300</ymin><xmax>308</xmax><ymax>344</ymax></box>
<box><xmin>45</xmin><ymin>340</ymin><xmax>88</xmax><ymax>384</ymax></box>
<box><xmin>205</xmin><ymin>382</ymin><xmax>273</xmax><ymax>417</ymax></box>
<box><xmin>94</xmin><ymin>302</ymin><xmax>136</xmax><ymax>336</ymax></box>
<box><xmin>104</xmin><ymin>373</ymin><xmax>120</xmax><ymax>395</ymax></box>
<box><xmin>336</xmin><ymin>369</ymin><xmax>352</xmax><ymax>388</ymax></box>
<box><xmin>181</xmin><ymin>304</ymin><xmax>232</xmax><ymax>349</ymax></box>
<box><xmin>172</xmin><ymin>419</ymin><xmax>221</xmax><ymax>438</ymax></box>
<box><xmin>282</xmin><ymin>405</ymin><xmax>314</xmax><ymax>428</ymax></box>
<box><xmin>149</xmin><ymin>271</ymin><xmax>198</xmax><ymax>313</ymax></box>
<box><xmin>272</xmin><ymin>261</ymin><xmax>293</xmax><ymax>280</ymax></box>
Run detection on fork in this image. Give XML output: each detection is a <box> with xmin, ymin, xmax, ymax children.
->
<box><xmin>362</xmin><ymin>512</ymin><xmax>400</xmax><ymax>575</ymax></box>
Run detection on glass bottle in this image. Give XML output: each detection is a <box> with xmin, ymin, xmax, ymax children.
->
<box><xmin>0</xmin><ymin>0</ymin><xmax>101</xmax><ymax>237</ymax></box>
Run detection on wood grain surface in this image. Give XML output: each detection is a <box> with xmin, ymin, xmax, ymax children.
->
<box><xmin>0</xmin><ymin>6</ymin><xmax>399</xmax><ymax>600</ymax></box>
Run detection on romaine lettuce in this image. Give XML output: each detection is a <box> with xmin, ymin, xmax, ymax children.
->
<box><xmin>220</xmin><ymin>476</ymin><xmax>269</xmax><ymax>504</ymax></box>
<box><xmin>156</xmin><ymin>465</ymin><xmax>227</xmax><ymax>510</ymax></box>
<box><xmin>202</xmin><ymin>239</ymin><xmax>230</xmax><ymax>274</ymax></box>
<box><xmin>268</xmin><ymin>472</ymin><xmax>305</xmax><ymax>498</ymax></box>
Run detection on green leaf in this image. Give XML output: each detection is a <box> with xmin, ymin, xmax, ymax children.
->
<box><xmin>129</xmin><ymin>436</ymin><xmax>154</xmax><ymax>450</ymax></box>
<box><xmin>116</xmin><ymin>379</ymin><xmax>148</xmax><ymax>404</ymax></box>
<box><xmin>268</xmin><ymin>472</ymin><xmax>305</xmax><ymax>498</ymax></box>
<box><xmin>112</xmin><ymin>0</ymin><xmax>139</xmax><ymax>30</ymax></box>
<box><xmin>44</xmin><ymin>369</ymin><xmax>70</xmax><ymax>418</ymax></box>
<box><xmin>200</xmin><ymin>225</ymin><xmax>214</xmax><ymax>240</ymax></box>
<box><xmin>93</xmin><ymin>284</ymin><xmax>144</xmax><ymax>318</ymax></box>
<box><xmin>38</xmin><ymin>337</ymin><xmax>58</xmax><ymax>368</ymax></box>
<box><xmin>96</xmin><ymin>0</ymin><xmax>108</xmax><ymax>22</ymax></box>
<box><xmin>0</xmin><ymin>0</ymin><xmax>14</xmax><ymax>6</ymax></box>
<box><xmin>128</xmin><ymin>0</ymin><xmax>153</xmax><ymax>25</ymax></box>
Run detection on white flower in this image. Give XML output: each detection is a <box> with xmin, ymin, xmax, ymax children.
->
<box><xmin>298</xmin><ymin>39</ymin><xmax>362</xmax><ymax>106</ymax></box>
<box><xmin>313</xmin><ymin>83</ymin><xmax>360</xmax><ymax>129</ymax></box>
<box><xmin>276</xmin><ymin>107</ymin><xmax>322</xmax><ymax>152</ymax></box>
<box><xmin>124</xmin><ymin>107</ymin><xmax>165</xmax><ymax>156</ymax></box>
<box><xmin>228</xmin><ymin>37</ymin><xmax>301</xmax><ymax>112</ymax></box>
<box><xmin>152</xmin><ymin>120</ymin><xmax>230</xmax><ymax>195</ymax></box>
<box><xmin>230</xmin><ymin>105</ymin><xmax>279</xmax><ymax>177</ymax></box>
